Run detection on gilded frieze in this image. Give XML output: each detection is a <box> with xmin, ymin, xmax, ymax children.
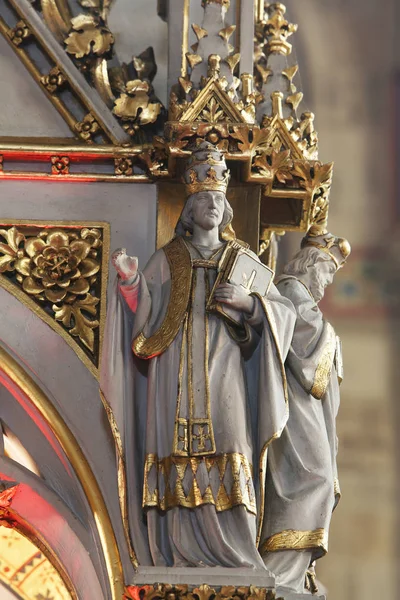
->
<box><xmin>124</xmin><ymin>584</ymin><xmax>281</xmax><ymax>600</ymax></box>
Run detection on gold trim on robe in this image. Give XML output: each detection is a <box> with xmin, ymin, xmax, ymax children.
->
<box><xmin>132</xmin><ymin>236</ymin><xmax>193</xmax><ymax>359</ymax></box>
<box><xmin>260</xmin><ymin>528</ymin><xmax>328</xmax><ymax>555</ymax></box>
<box><xmin>310</xmin><ymin>322</ymin><xmax>336</xmax><ymax>400</ymax></box>
<box><xmin>143</xmin><ymin>453</ymin><xmax>256</xmax><ymax>515</ymax></box>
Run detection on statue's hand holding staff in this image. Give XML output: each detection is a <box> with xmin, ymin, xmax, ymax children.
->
<box><xmin>215</xmin><ymin>283</ymin><xmax>255</xmax><ymax>315</ymax></box>
<box><xmin>112</xmin><ymin>248</ymin><xmax>138</xmax><ymax>281</ymax></box>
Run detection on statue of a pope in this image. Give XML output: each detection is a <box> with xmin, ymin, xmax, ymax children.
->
<box><xmin>100</xmin><ymin>142</ymin><xmax>296</xmax><ymax>568</ymax></box>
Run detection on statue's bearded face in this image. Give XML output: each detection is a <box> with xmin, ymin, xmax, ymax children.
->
<box><xmin>310</xmin><ymin>258</ymin><xmax>336</xmax><ymax>301</ymax></box>
<box><xmin>191</xmin><ymin>191</ymin><xmax>225</xmax><ymax>231</ymax></box>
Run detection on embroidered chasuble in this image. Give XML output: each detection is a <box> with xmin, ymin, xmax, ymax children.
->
<box><xmin>100</xmin><ymin>236</ymin><xmax>296</xmax><ymax>567</ymax></box>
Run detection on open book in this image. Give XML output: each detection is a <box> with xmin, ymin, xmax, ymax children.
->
<box><xmin>207</xmin><ymin>242</ymin><xmax>274</xmax><ymax>327</ymax></box>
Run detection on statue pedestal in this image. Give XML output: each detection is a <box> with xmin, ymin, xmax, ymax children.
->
<box><xmin>277</xmin><ymin>594</ymin><xmax>326</xmax><ymax>600</ymax></box>
<box><xmin>125</xmin><ymin>567</ymin><xmax>276</xmax><ymax>600</ymax></box>
<box><xmin>125</xmin><ymin>568</ymin><xmax>327</xmax><ymax>600</ymax></box>
<box><xmin>124</xmin><ymin>570</ymin><xmax>328</xmax><ymax>600</ymax></box>
<box><xmin>132</xmin><ymin>566</ymin><xmax>275</xmax><ymax>587</ymax></box>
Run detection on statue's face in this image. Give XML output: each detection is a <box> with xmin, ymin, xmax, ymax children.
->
<box><xmin>191</xmin><ymin>191</ymin><xmax>225</xmax><ymax>231</ymax></box>
<box><xmin>315</xmin><ymin>258</ymin><xmax>336</xmax><ymax>288</ymax></box>
<box><xmin>309</xmin><ymin>258</ymin><xmax>336</xmax><ymax>302</ymax></box>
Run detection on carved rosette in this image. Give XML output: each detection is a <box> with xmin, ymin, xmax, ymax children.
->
<box><xmin>0</xmin><ymin>223</ymin><xmax>109</xmax><ymax>375</ymax></box>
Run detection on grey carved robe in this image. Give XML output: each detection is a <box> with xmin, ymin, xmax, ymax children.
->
<box><xmin>100</xmin><ymin>236</ymin><xmax>296</xmax><ymax>567</ymax></box>
<box><xmin>261</xmin><ymin>275</ymin><xmax>341</xmax><ymax>574</ymax></box>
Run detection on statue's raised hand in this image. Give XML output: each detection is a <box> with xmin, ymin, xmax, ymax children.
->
<box><xmin>111</xmin><ymin>248</ymin><xmax>138</xmax><ymax>281</ymax></box>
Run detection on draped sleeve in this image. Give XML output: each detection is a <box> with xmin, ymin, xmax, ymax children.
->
<box><xmin>277</xmin><ymin>277</ymin><xmax>337</xmax><ymax>400</ymax></box>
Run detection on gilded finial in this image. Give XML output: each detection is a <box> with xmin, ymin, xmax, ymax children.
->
<box><xmin>264</xmin><ymin>3</ymin><xmax>298</xmax><ymax>56</ymax></box>
<box><xmin>208</xmin><ymin>54</ymin><xmax>221</xmax><ymax>78</ymax></box>
<box><xmin>271</xmin><ymin>91</ymin><xmax>283</xmax><ymax>117</ymax></box>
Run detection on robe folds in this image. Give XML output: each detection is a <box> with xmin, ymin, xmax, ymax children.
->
<box><xmin>100</xmin><ymin>236</ymin><xmax>296</xmax><ymax>567</ymax></box>
<box><xmin>262</xmin><ymin>276</ymin><xmax>341</xmax><ymax>573</ymax></box>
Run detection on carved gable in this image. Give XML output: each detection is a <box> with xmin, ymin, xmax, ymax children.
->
<box><xmin>180</xmin><ymin>78</ymin><xmax>246</xmax><ymax>124</ymax></box>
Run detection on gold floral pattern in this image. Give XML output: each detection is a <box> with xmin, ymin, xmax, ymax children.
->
<box><xmin>41</xmin><ymin>67</ymin><xmax>67</xmax><ymax>94</ymax></box>
<box><xmin>0</xmin><ymin>224</ymin><xmax>108</xmax><ymax>369</ymax></box>
<box><xmin>9</xmin><ymin>20</ymin><xmax>31</xmax><ymax>46</ymax></box>
<box><xmin>22</xmin><ymin>229</ymin><xmax>99</xmax><ymax>306</ymax></box>
<box><xmin>74</xmin><ymin>113</ymin><xmax>100</xmax><ymax>142</ymax></box>
<box><xmin>51</xmin><ymin>156</ymin><xmax>70</xmax><ymax>175</ymax></box>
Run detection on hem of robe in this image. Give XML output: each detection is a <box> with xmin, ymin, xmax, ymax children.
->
<box><xmin>147</xmin><ymin>504</ymin><xmax>266</xmax><ymax>569</ymax></box>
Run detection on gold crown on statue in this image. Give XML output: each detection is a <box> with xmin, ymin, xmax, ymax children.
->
<box><xmin>301</xmin><ymin>226</ymin><xmax>351</xmax><ymax>270</ymax></box>
<box><xmin>184</xmin><ymin>141</ymin><xmax>230</xmax><ymax>197</ymax></box>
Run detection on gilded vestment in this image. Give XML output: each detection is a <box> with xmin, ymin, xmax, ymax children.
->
<box><xmin>100</xmin><ymin>237</ymin><xmax>296</xmax><ymax>567</ymax></box>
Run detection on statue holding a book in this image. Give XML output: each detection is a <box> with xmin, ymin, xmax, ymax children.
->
<box><xmin>100</xmin><ymin>142</ymin><xmax>350</xmax><ymax>595</ymax></box>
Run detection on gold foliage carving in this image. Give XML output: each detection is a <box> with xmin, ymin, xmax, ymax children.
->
<box><xmin>253</xmin><ymin>149</ymin><xmax>293</xmax><ymax>183</ymax></box>
<box><xmin>200</xmin><ymin>97</ymin><xmax>227</xmax><ymax>123</ymax></box>
<box><xmin>113</xmin><ymin>80</ymin><xmax>162</xmax><ymax>127</ymax></box>
<box><xmin>230</xmin><ymin>126</ymin><xmax>270</xmax><ymax>154</ymax></box>
<box><xmin>65</xmin><ymin>14</ymin><xmax>114</xmax><ymax>58</ymax></box>
<box><xmin>124</xmin><ymin>584</ymin><xmax>280</xmax><ymax>600</ymax></box>
<box><xmin>0</xmin><ymin>222</ymin><xmax>109</xmax><ymax>373</ymax></box>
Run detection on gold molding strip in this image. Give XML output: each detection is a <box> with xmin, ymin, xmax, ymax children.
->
<box><xmin>0</xmin><ymin>141</ymin><xmax>150</xmax><ymax>156</ymax></box>
<box><xmin>0</xmin><ymin>141</ymin><xmax>164</xmax><ymax>182</ymax></box>
<box><xmin>0</xmin><ymin>171</ymin><xmax>152</xmax><ymax>183</ymax></box>
<box><xmin>0</xmin><ymin>346</ymin><xmax>124</xmax><ymax>600</ymax></box>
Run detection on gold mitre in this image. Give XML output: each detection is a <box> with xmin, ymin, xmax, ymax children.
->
<box><xmin>301</xmin><ymin>225</ymin><xmax>351</xmax><ymax>270</ymax></box>
<box><xmin>183</xmin><ymin>141</ymin><xmax>230</xmax><ymax>197</ymax></box>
